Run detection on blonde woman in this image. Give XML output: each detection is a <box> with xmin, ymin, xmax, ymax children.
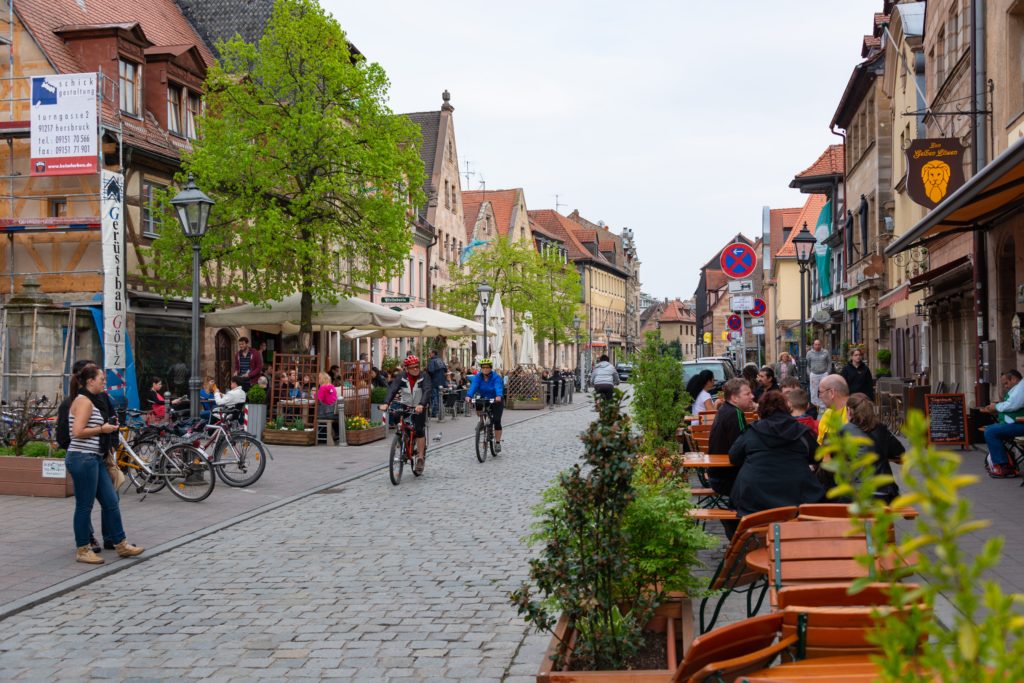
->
<box><xmin>775</xmin><ymin>352</ymin><xmax>797</xmax><ymax>383</ymax></box>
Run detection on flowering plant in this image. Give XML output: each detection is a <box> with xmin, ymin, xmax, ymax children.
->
<box><xmin>346</xmin><ymin>416</ymin><xmax>370</xmax><ymax>431</ymax></box>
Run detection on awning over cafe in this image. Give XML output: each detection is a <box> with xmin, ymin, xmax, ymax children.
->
<box><xmin>886</xmin><ymin>135</ymin><xmax>1024</xmax><ymax>255</ymax></box>
<box><xmin>907</xmin><ymin>255</ymin><xmax>972</xmax><ymax>292</ymax></box>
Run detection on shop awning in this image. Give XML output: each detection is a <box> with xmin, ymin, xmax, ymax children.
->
<box><xmin>886</xmin><ymin>135</ymin><xmax>1024</xmax><ymax>255</ymax></box>
<box><xmin>907</xmin><ymin>255</ymin><xmax>971</xmax><ymax>292</ymax></box>
<box><xmin>877</xmin><ymin>283</ymin><xmax>910</xmax><ymax>310</ymax></box>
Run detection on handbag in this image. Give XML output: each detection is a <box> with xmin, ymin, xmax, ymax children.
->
<box><xmin>105</xmin><ymin>452</ymin><xmax>125</xmax><ymax>489</ymax></box>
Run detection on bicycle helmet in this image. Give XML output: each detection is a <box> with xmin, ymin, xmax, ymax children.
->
<box><xmin>403</xmin><ymin>355</ymin><xmax>420</xmax><ymax>367</ymax></box>
<box><xmin>479</xmin><ymin>358</ymin><xmax>493</xmax><ymax>367</ymax></box>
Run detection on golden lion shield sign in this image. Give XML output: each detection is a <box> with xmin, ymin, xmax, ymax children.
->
<box><xmin>905</xmin><ymin>138</ymin><xmax>966</xmax><ymax>208</ymax></box>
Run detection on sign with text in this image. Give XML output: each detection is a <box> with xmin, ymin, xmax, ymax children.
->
<box><xmin>42</xmin><ymin>459</ymin><xmax>66</xmax><ymax>478</ymax></box>
<box><xmin>730</xmin><ymin>295</ymin><xmax>754</xmax><ymax>312</ymax></box>
<box><xmin>728</xmin><ymin>279</ymin><xmax>753</xmax><ymax>294</ymax></box>
<box><xmin>752</xmin><ymin>325</ymin><xmax>765</xmax><ymax>335</ymax></box>
<box><xmin>905</xmin><ymin>138</ymin><xmax>966</xmax><ymax>209</ymax></box>
<box><xmin>30</xmin><ymin>73</ymin><xmax>97</xmax><ymax>176</ymax></box>
<box><xmin>380</xmin><ymin>296</ymin><xmax>411</xmax><ymax>303</ymax></box>
<box><xmin>924</xmin><ymin>393</ymin><xmax>969</xmax><ymax>449</ymax></box>
<box><xmin>750</xmin><ymin>317</ymin><xmax>765</xmax><ymax>327</ymax></box>
<box><xmin>101</xmin><ymin>171</ymin><xmax>126</xmax><ymax>370</ymax></box>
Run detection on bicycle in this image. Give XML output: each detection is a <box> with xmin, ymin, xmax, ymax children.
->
<box><xmin>170</xmin><ymin>408</ymin><xmax>269</xmax><ymax>487</ymax></box>
<box><xmin>387</xmin><ymin>402</ymin><xmax>425</xmax><ymax>485</ymax></box>
<box><xmin>115</xmin><ymin>420</ymin><xmax>215</xmax><ymax>502</ymax></box>
<box><xmin>471</xmin><ymin>398</ymin><xmax>498</xmax><ymax>463</ymax></box>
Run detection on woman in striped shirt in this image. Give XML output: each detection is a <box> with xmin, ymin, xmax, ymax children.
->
<box><xmin>67</xmin><ymin>364</ymin><xmax>144</xmax><ymax>565</ymax></box>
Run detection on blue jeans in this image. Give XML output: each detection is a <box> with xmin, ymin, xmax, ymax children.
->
<box><xmin>65</xmin><ymin>451</ymin><xmax>127</xmax><ymax>549</ymax></box>
<box><xmin>983</xmin><ymin>421</ymin><xmax>1024</xmax><ymax>466</ymax></box>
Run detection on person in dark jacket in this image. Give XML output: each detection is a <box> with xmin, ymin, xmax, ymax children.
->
<box><xmin>728</xmin><ymin>391</ymin><xmax>825</xmax><ymax>517</ymax></box>
<box><xmin>707</xmin><ymin>378</ymin><xmax>755</xmax><ymax>498</ymax></box>
<box><xmin>841</xmin><ymin>393</ymin><xmax>902</xmax><ymax>503</ymax></box>
<box><xmin>840</xmin><ymin>348</ymin><xmax>874</xmax><ymax>400</ymax></box>
<box><xmin>381</xmin><ymin>355</ymin><xmax>432</xmax><ymax>474</ymax></box>
<box><xmin>753</xmin><ymin>367</ymin><xmax>780</xmax><ymax>402</ymax></box>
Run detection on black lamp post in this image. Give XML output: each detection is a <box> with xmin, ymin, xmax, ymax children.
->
<box><xmin>572</xmin><ymin>315</ymin><xmax>581</xmax><ymax>389</ymax></box>
<box><xmin>477</xmin><ymin>282</ymin><xmax>493</xmax><ymax>359</ymax></box>
<box><xmin>171</xmin><ymin>173</ymin><xmax>214</xmax><ymax>419</ymax></box>
<box><xmin>792</xmin><ymin>222</ymin><xmax>817</xmax><ymax>385</ymax></box>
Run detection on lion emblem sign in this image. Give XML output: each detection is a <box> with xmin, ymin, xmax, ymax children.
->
<box><xmin>921</xmin><ymin>160</ymin><xmax>951</xmax><ymax>203</ymax></box>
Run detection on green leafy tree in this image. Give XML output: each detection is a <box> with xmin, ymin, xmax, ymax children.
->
<box><xmin>530</xmin><ymin>247</ymin><xmax>582</xmax><ymax>363</ymax></box>
<box><xmin>631</xmin><ymin>331</ymin><xmax>687</xmax><ymax>451</ymax></box>
<box><xmin>146</xmin><ymin>0</ymin><xmax>425</xmax><ymax>345</ymax></box>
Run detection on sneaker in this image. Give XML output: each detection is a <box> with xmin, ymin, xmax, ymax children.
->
<box><xmin>76</xmin><ymin>546</ymin><xmax>104</xmax><ymax>565</ymax></box>
<box><xmin>114</xmin><ymin>540</ymin><xmax>144</xmax><ymax>558</ymax></box>
<box><xmin>413</xmin><ymin>456</ymin><xmax>425</xmax><ymax>475</ymax></box>
<box><xmin>494</xmin><ymin>441</ymin><xmax>502</xmax><ymax>454</ymax></box>
<box><xmin>103</xmin><ymin>539</ymin><xmax>116</xmax><ymax>550</ymax></box>
<box><xmin>988</xmin><ymin>464</ymin><xmax>1018</xmax><ymax>479</ymax></box>
<box><xmin>89</xmin><ymin>536</ymin><xmax>102</xmax><ymax>554</ymax></box>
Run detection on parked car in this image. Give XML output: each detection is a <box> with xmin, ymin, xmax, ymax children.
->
<box><xmin>615</xmin><ymin>363</ymin><xmax>634</xmax><ymax>381</ymax></box>
<box><xmin>681</xmin><ymin>358</ymin><xmax>737</xmax><ymax>393</ymax></box>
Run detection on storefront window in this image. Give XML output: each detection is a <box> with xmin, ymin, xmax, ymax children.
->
<box><xmin>134</xmin><ymin>316</ymin><xmax>191</xmax><ymax>398</ymax></box>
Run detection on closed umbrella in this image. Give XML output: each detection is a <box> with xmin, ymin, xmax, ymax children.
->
<box><xmin>518</xmin><ymin>313</ymin><xmax>537</xmax><ymax>366</ymax></box>
<box><xmin>488</xmin><ymin>292</ymin><xmax>507</xmax><ymax>371</ymax></box>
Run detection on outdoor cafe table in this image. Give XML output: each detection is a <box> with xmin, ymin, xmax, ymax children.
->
<box><xmin>680</xmin><ymin>453</ymin><xmax>733</xmax><ymax>468</ymax></box>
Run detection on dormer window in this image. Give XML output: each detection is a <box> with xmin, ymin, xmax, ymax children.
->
<box><xmin>119</xmin><ymin>59</ymin><xmax>141</xmax><ymax>116</ymax></box>
<box><xmin>167</xmin><ymin>84</ymin><xmax>183</xmax><ymax>135</ymax></box>
<box><xmin>186</xmin><ymin>93</ymin><xmax>202</xmax><ymax>138</ymax></box>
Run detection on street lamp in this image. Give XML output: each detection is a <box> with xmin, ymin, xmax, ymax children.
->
<box><xmin>792</xmin><ymin>221</ymin><xmax>817</xmax><ymax>385</ymax></box>
<box><xmin>171</xmin><ymin>173</ymin><xmax>214</xmax><ymax>419</ymax></box>
<box><xmin>572</xmin><ymin>315</ymin><xmax>581</xmax><ymax>390</ymax></box>
<box><xmin>477</xmin><ymin>282</ymin><xmax>493</xmax><ymax>360</ymax></box>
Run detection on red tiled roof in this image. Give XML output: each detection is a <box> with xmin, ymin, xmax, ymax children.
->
<box><xmin>769</xmin><ymin>207</ymin><xmax>802</xmax><ymax>258</ymax></box>
<box><xmin>528</xmin><ymin>217</ymin><xmax>562</xmax><ymax>243</ymax></box>
<box><xmin>795</xmin><ymin>144</ymin><xmax>845</xmax><ymax>180</ymax></box>
<box><xmin>776</xmin><ymin>194</ymin><xmax>827</xmax><ymax>258</ymax></box>
<box><xmin>526</xmin><ymin>209</ymin><xmax>590</xmax><ymax>260</ymax></box>
<box><xmin>658</xmin><ymin>299</ymin><xmax>695</xmax><ymax>324</ymax></box>
<box><xmin>17</xmin><ymin>0</ymin><xmax>214</xmax><ymax>76</ymax></box>
<box><xmin>461</xmin><ymin>189</ymin><xmax>521</xmax><ymax>238</ymax></box>
<box><xmin>462</xmin><ymin>195</ymin><xmax>485</xmax><ymax>242</ymax></box>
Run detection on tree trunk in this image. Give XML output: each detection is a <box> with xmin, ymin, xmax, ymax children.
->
<box><xmin>300</xmin><ymin>288</ymin><xmax>313</xmax><ymax>354</ymax></box>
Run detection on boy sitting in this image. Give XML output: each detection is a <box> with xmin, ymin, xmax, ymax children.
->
<box><xmin>786</xmin><ymin>387</ymin><xmax>818</xmax><ymax>437</ymax></box>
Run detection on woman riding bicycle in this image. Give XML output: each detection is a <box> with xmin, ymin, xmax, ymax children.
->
<box><xmin>465</xmin><ymin>359</ymin><xmax>504</xmax><ymax>452</ymax></box>
<box><xmin>381</xmin><ymin>355</ymin><xmax>432</xmax><ymax>475</ymax></box>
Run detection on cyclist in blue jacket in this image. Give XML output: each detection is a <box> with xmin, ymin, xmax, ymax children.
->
<box><xmin>465</xmin><ymin>359</ymin><xmax>504</xmax><ymax>452</ymax></box>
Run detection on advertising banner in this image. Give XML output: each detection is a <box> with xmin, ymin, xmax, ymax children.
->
<box><xmin>30</xmin><ymin>73</ymin><xmax>97</xmax><ymax>176</ymax></box>
<box><xmin>101</xmin><ymin>171</ymin><xmax>126</xmax><ymax>370</ymax></box>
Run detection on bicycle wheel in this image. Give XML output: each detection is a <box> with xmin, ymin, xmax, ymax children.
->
<box><xmin>124</xmin><ymin>440</ymin><xmax>166</xmax><ymax>493</ymax></box>
<box><xmin>214</xmin><ymin>433</ymin><xmax>268</xmax><ymax>487</ymax></box>
<box><xmin>488</xmin><ymin>424</ymin><xmax>497</xmax><ymax>458</ymax></box>
<box><xmin>389</xmin><ymin>432</ymin><xmax>404</xmax><ymax>485</ymax></box>
<box><xmin>162</xmin><ymin>444</ymin><xmax>215</xmax><ymax>502</ymax></box>
<box><xmin>475</xmin><ymin>422</ymin><xmax>487</xmax><ymax>463</ymax></box>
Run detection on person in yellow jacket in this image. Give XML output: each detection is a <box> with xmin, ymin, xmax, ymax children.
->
<box><xmin>816</xmin><ymin>375</ymin><xmax>850</xmax><ymax>445</ymax></box>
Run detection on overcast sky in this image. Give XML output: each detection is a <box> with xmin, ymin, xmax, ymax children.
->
<box><xmin>325</xmin><ymin>0</ymin><xmax>882</xmax><ymax>299</ymax></box>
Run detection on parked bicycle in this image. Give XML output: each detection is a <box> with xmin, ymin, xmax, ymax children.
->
<box><xmin>387</xmin><ymin>402</ymin><xmax>426</xmax><ymax>485</ymax></box>
<box><xmin>169</xmin><ymin>407</ymin><xmax>270</xmax><ymax>487</ymax></box>
<box><xmin>115</xmin><ymin>419</ymin><xmax>214</xmax><ymax>502</ymax></box>
<box><xmin>473</xmin><ymin>398</ymin><xmax>498</xmax><ymax>463</ymax></box>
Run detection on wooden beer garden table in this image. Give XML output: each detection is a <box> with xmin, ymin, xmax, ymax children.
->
<box><xmin>680</xmin><ymin>453</ymin><xmax>733</xmax><ymax>468</ymax></box>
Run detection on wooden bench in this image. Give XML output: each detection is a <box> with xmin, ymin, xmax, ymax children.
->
<box><xmin>689</xmin><ymin>508</ymin><xmax>739</xmax><ymax>521</ymax></box>
<box><xmin>797</xmin><ymin>503</ymin><xmax>919</xmax><ymax>521</ymax></box>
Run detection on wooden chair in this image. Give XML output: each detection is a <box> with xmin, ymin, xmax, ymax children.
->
<box><xmin>690</xmin><ymin>423</ymin><xmax>713</xmax><ymax>453</ymax></box>
<box><xmin>699</xmin><ymin>506</ymin><xmax>799</xmax><ymax>634</ymax></box>
<box><xmin>698</xmin><ymin>410</ymin><xmax>718</xmax><ymax>425</ymax></box>
<box><xmin>744</xmin><ymin>411</ymin><xmax>759</xmax><ymax>423</ymax></box>
<box><xmin>671</xmin><ymin>612</ymin><xmax>795</xmax><ymax>683</ymax></box>
<box><xmin>765</xmin><ymin>520</ymin><xmax>876</xmax><ymax>608</ymax></box>
<box><xmin>315</xmin><ymin>418</ymin><xmax>337</xmax><ymax>445</ymax></box>
<box><xmin>797</xmin><ymin>503</ymin><xmax>919</xmax><ymax>521</ymax></box>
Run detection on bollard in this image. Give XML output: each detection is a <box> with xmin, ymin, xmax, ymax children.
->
<box><xmin>336</xmin><ymin>396</ymin><xmax>346</xmax><ymax>446</ymax></box>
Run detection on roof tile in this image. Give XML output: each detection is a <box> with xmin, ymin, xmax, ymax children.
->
<box><xmin>776</xmin><ymin>194</ymin><xmax>827</xmax><ymax>258</ymax></box>
<box><xmin>526</xmin><ymin>209</ymin><xmax>591</xmax><ymax>261</ymax></box>
<box><xmin>794</xmin><ymin>144</ymin><xmax>845</xmax><ymax>180</ymax></box>
<box><xmin>461</xmin><ymin>189</ymin><xmax>521</xmax><ymax>238</ymax></box>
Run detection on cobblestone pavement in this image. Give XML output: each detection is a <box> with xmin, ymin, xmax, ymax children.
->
<box><xmin>0</xmin><ymin>401</ymin><xmax>597</xmax><ymax>681</ymax></box>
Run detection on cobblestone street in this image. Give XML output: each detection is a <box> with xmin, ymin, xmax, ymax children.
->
<box><xmin>0</xmin><ymin>403</ymin><xmax>596</xmax><ymax>681</ymax></box>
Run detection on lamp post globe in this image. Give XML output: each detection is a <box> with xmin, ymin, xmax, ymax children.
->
<box><xmin>172</xmin><ymin>173</ymin><xmax>215</xmax><ymax>419</ymax></box>
<box><xmin>791</xmin><ymin>222</ymin><xmax>817</xmax><ymax>384</ymax></box>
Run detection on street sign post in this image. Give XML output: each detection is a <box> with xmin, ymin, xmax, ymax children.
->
<box><xmin>720</xmin><ymin>243</ymin><xmax>757</xmax><ymax>279</ymax></box>
<box><xmin>750</xmin><ymin>298</ymin><xmax>766</xmax><ymax>318</ymax></box>
<box><xmin>752</xmin><ymin>326</ymin><xmax>765</xmax><ymax>335</ymax></box>
<box><xmin>381</xmin><ymin>296</ymin><xmax>411</xmax><ymax>304</ymax></box>
<box><xmin>751</xmin><ymin>317</ymin><xmax>765</xmax><ymax>327</ymax></box>
<box><xmin>728</xmin><ymin>279</ymin><xmax>754</xmax><ymax>294</ymax></box>
<box><xmin>731</xmin><ymin>295</ymin><xmax>754</xmax><ymax>311</ymax></box>
<box><xmin>727</xmin><ymin>314</ymin><xmax>742</xmax><ymax>331</ymax></box>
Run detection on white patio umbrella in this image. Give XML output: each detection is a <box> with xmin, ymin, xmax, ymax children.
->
<box><xmin>344</xmin><ymin>308</ymin><xmax>494</xmax><ymax>339</ymax></box>
<box><xmin>518</xmin><ymin>313</ymin><xmax>537</xmax><ymax>366</ymax></box>
<box><xmin>488</xmin><ymin>292</ymin><xmax>506</xmax><ymax>371</ymax></box>
<box><xmin>205</xmin><ymin>293</ymin><xmax>413</xmax><ymax>333</ymax></box>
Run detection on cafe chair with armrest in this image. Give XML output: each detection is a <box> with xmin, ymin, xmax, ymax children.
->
<box><xmin>699</xmin><ymin>506</ymin><xmax>800</xmax><ymax>634</ymax></box>
<box><xmin>797</xmin><ymin>503</ymin><xmax>920</xmax><ymax>522</ymax></box>
<box><xmin>780</xmin><ymin>600</ymin><xmax>927</xmax><ymax>661</ymax></box>
<box><xmin>671</xmin><ymin>612</ymin><xmax>795</xmax><ymax>683</ymax></box>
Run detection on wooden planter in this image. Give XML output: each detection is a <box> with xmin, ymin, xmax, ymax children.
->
<box><xmin>346</xmin><ymin>425</ymin><xmax>386</xmax><ymax>446</ymax></box>
<box><xmin>262</xmin><ymin>428</ymin><xmax>317</xmax><ymax>446</ymax></box>
<box><xmin>509</xmin><ymin>398</ymin><xmax>545</xmax><ymax>410</ymax></box>
<box><xmin>536</xmin><ymin>595</ymin><xmax>692</xmax><ymax>682</ymax></box>
<box><xmin>0</xmin><ymin>456</ymin><xmax>74</xmax><ymax>497</ymax></box>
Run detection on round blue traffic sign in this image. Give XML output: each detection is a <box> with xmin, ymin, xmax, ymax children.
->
<box><xmin>750</xmin><ymin>298</ymin><xmax>766</xmax><ymax>318</ymax></box>
<box><xmin>720</xmin><ymin>243</ymin><xmax>757</xmax><ymax>279</ymax></box>
<box><xmin>727</xmin><ymin>314</ymin><xmax>742</xmax><ymax>331</ymax></box>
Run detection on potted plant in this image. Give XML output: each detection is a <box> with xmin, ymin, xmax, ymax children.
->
<box><xmin>345</xmin><ymin>415</ymin><xmax>386</xmax><ymax>446</ymax></box>
<box><xmin>370</xmin><ymin>386</ymin><xmax>388</xmax><ymax>424</ymax></box>
<box><xmin>245</xmin><ymin>385</ymin><xmax>268</xmax><ymax>439</ymax></box>
<box><xmin>0</xmin><ymin>393</ymin><xmax>72</xmax><ymax>497</ymax></box>
<box><xmin>262</xmin><ymin>414</ymin><xmax>316</xmax><ymax>446</ymax></box>
<box><xmin>510</xmin><ymin>392</ymin><xmax>714</xmax><ymax>680</ymax></box>
<box><xmin>875</xmin><ymin>348</ymin><xmax>892</xmax><ymax>378</ymax></box>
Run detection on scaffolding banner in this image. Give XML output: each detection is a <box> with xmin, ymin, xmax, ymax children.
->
<box><xmin>30</xmin><ymin>73</ymin><xmax>97</xmax><ymax>176</ymax></box>
<box><xmin>101</xmin><ymin>171</ymin><xmax>126</xmax><ymax>370</ymax></box>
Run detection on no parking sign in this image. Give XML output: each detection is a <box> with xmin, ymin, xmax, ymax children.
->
<box><xmin>720</xmin><ymin>243</ymin><xmax>757</xmax><ymax>279</ymax></box>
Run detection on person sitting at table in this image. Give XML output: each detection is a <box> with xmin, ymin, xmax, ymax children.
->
<box><xmin>980</xmin><ymin>369</ymin><xmax>1024</xmax><ymax>479</ymax></box>
<box><xmin>369</xmin><ymin>366</ymin><xmax>388</xmax><ymax>389</ymax></box>
<box><xmin>785</xmin><ymin>387</ymin><xmax>818</xmax><ymax>438</ymax></box>
<box><xmin>686</xmin><ymin>370</ymin><xmax>716</xmax><ymax>417</ymax></box>
<box><xmin>315</xmin><ymin>371</ymin><xmax>340</xmax><ymax>441</ymax></box>
<box><xmin>728</xmin><ymin>390</ymin><xmax>824</xmax><ymax>517</ymax></box>
<box><xmin>780</xmin><ymin>376</ymin><xmax>817</xmax><ymax>418</ymax></box>
<box><xmin>753</xmin><ymin>366</ymin><xmax>780</xmax><ymax>403</ymax></box>
<box><xmin>286</xmin><ymin>369</ymin><xmax>302</xmax><ymax>399</ymax></box>
<box><xmin>839</xmin><ymin>393</ymin><xmax>901</xmax><ymax>504</ymax></box>
<box><xmin>816</xmin><ymin>374</ymin><xmax>850</xmax><ymax>445</ymax></box>
<box><xmin>199</xmin><ymin>376</ymin><xmax>216</xmax><ymax>421</ymax></box>
<box><xmin>707</xmin><ymin>378</ymin><xmax>755</xmax><ymax>498</ymax></box>
<box><xmin>213</xmin><ymin>375</ymin><xmax>247</xmax><ymax>414</ymax></box>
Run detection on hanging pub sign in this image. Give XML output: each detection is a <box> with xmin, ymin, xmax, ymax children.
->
<box><xmin>905</xmin><ymin>138</ymin><xmax>966</xmax><ymax>209</ymax></box>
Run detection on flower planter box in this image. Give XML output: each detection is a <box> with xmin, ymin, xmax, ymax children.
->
<box><xmin>509</xmin><ymin>398</ymin><xmax>545</xmax><ymax>410</ymax></box>
<box><xmin>0</xmin><ymin>456</ymin><xmax>74</xmax><ymax>497</ymax></box>
<box><xmin>346</xmin><ymin>425</ymin><xmax>386</xmax><ymax>446</ymax></box>
<box><xmin>536</xmin><ymin>595</ymin><xmax>692</xmax><ymax>682</ymax></box>
<box><xmin>262</xmin><ymin>428</ymin><xmax>317</xmax><ymax>446</ymax></box>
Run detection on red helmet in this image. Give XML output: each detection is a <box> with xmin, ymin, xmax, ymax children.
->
<box><xmin>403</xmin><ymin>355</ymin><xmax>420</xmax><ymax>367</ymax></box>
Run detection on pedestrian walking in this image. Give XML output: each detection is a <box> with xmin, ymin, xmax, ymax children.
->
<box><xmin>775</xmin><ymin>351</ymin><xmax>797</xmax><ymax>383</ymax></box>
<box><xmin>65</xmin><ymin>364</ymin><xmax>143</xmax><ymax>564</ymax></box>
<box><xmin>426</xmin><ymin>349</ymin><xmax>448</xmax><ymax>417</ymax></box>
<box><xmin>839</xmin><ymin>347</ymin><xmax>874</xmax><ymax>400</ymax></box>
<box><xmin>806</xmin><ymin>339</ymin><xmax>832</xmax><ymax>410</ymax></box>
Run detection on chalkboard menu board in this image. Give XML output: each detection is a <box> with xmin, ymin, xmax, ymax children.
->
<box><xmin>925</xmin><ymin>393</ymin><xmax>969</xmax><ymax>449</ymax></box>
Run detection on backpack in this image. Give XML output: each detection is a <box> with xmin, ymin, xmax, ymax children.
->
<box><xmin>56</xmin><ymin>395</ymin><xmax>74</xmax><ymax>450</ymax></box>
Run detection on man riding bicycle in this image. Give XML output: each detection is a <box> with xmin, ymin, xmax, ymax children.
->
<box><xmin>465</xmin><ymin>358</ymin><xmax>504</xmax><ymax>452</ymax></box>
<box><xmin>381</xmin><ymin>355</ymin><xmax>432</xmax><ymax>475</ymax></box>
